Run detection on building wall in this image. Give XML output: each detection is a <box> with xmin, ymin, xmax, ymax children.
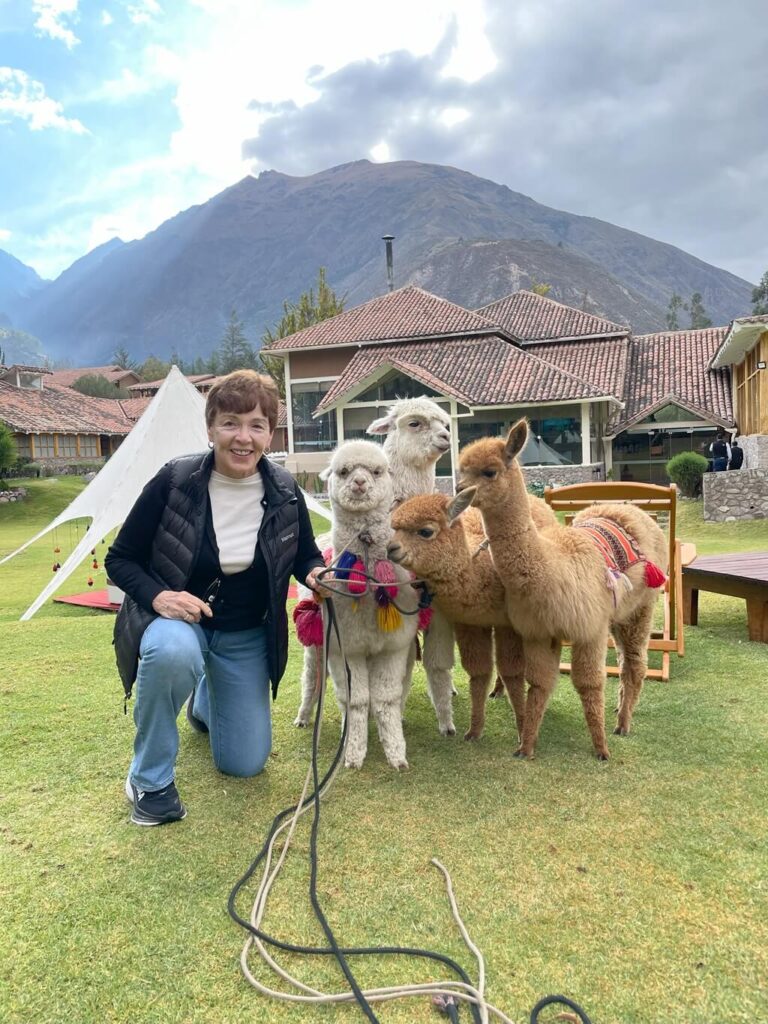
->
<box><xmin>522</xmin><ymin>463</ymin><xmax>604</xmax><ymax>488</ymax></box>
<box><xmin>739</xmin><ymin>433</ymin><xmax>768</xmax><ymax>470</ymax></box>
<box><xmin>703</xmin><ymin>469</ymin><xmax>768</xmax><ymax>522</ymax></box>
<box><xmin>289</xmin><ymin>348</ymin><xmax>354</xmax><ymax>379</ymax></box>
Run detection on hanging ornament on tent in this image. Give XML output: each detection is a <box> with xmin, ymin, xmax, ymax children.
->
<box><xmin>92</xmin><ymin>559</ymin><xmax>99</xmax><ymax>570</ymax></box>
<box><xmin>52</xmin><ymin>562</ymin><xmax>58</xmax><ymax>573</ymax></box>
<box><xmin>87</xmin><ymin>576</ymin><xmax>94</xmax><ymax>587</ymax></box>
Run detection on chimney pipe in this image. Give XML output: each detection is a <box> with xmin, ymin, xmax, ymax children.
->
<box><xmin>382</xmin><ymin>234</ymin><xmax>395</xmax><ymax>292</ymax></box>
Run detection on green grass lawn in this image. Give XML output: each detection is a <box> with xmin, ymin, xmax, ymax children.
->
<box><xmin>1</xmin><ymin>481</ymin><xmax>766</xmax><ymax>1024</ymax></box>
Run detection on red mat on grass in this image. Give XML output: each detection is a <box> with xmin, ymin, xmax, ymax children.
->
<box><xmin>54</xmin><ymin>584</ymin><xmax>300</xmax><ymax>613</ymax></box>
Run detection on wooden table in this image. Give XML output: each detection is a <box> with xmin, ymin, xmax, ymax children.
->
<box><xmin>682</xmin><ymin>551</ymin><xmax>768</xmax><ymax>643</ymax></box>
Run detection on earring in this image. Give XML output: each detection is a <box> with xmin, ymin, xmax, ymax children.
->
<box><xmin>265</xmin><ymin>447</ymin><xmax>271</xmax><ymax>455</ymax></box>
<box><xmin>207</xmin><ymin>441</ymin><xmax>214</xmax><ymax>449</ymax></box>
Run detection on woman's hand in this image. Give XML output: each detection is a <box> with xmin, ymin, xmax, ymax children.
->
<box><xmin>305</xmin><ymin>567</ymin><xmax>325</xmax><ymax>593</ymax></box>
<box><xmin>152</xmin><ymin>590</ymin><xmax>213</xmax><ymax>623</ymax></box>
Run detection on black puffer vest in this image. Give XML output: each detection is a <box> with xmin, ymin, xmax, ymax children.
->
<box><xmin>112</xmin><ymin>451</ymin><xmax>308</xmax><ymax>700</ymax></box>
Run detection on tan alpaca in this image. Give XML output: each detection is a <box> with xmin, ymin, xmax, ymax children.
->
<box><xmin>388</xmin><ymin>492</ymin><xmax>557</xmax><ymax>742</ymax></box>
<box><xmin>457</xmin><ymin>420</ymin><xmax>668</xmax><ymax>760</ymax></box>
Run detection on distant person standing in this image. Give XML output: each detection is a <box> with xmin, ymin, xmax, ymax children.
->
<box><xmin>728</xmin><ymin>439</ymin><xmax>744</xmax><ymax>470</ymax></box>
<box><xmin>709</xmin><ymin>428</ymin><xmax>731</xmax><ymax>472</ymax></box>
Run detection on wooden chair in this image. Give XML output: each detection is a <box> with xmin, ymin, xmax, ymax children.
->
<box><xmin>542</xmin><ymin>481</ymin><xmax>696</xmax><ymax>681</ymax></box>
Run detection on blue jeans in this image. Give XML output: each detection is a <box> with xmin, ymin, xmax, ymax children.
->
<box><xmin>129</xmin><ymin>618</ymin><xmax>272</xmax><ymax>791</ymax></box>
<box><xmin>713</xmin><ymin>457</ymin><xmax>727</xmax><ymax>472</ymax></box>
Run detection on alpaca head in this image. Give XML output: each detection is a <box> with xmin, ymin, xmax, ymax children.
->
<box><xmin>456</xmin><ymin>419</ymin><xmax>528</xmax><ymax>507</ymax></box>
<box><xmin>321</xmin><ymin>440</ymin><xmax>393</xmax><ymax>514</ymax></box>
<box><xmin>367</xmin><ymin>397</ymin><xmax>451</xmax><ymax>469</ymax></box>
<box><xmin>388</xmin><ymin>491</ymin><xmax>476</xmax><ymax>579</ymax></box>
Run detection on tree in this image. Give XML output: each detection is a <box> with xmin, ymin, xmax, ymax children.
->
<box><xmin>665</xmin><ymin>293</ymin><xmax>687</xmax><ymax>331</ymax></box>
<box><xmin>261</xmin><ymin>267</ymin><xmax>345</xmax><ymax>397</ymax></box>
<box><xmin>112</xmin><ymin>345</ymin><xmax>137</xmax><ymax>370</ymax></box>
<box><xmin>530</xmin><ymin>279</ymin><xmax>551</xmax><ymax>296</ymax></box>
<box><xmin>689</xmin><ymin>292</ymin><xmax>712</xmax><ymax>329</ymax></box>
<box><xmin>217</xmin><ymin>309</ymin><xmax>257</xmax><ymax>375</ymax></box>
<box><xmin>0</xmin><ymin>421</ymin><xmax>17</xmax><ymax>478</ymax></box>
<box><xmin>71</xmin><ymin>374</ymin><xmax>130</xmax><ymax>399</ymax></box>
<box><xmin>139</xmin><ymin>355</ymin><xmax>172</xmax><ymax>382</ymax></box>
<box><xmin>752</xmin><ymin>270</ymin><xmax>768</xmax><ymax>315</ymax></box>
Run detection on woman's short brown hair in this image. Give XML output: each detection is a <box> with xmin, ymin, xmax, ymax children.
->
<box><xmin>205</xmin><ymin>370</ymin><xmax>280</xmax><ymax>430</ymax></box>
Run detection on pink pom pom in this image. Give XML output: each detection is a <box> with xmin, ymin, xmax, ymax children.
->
<box><xmin>348</xmin><ymin>559</ymin><xmax>367</xmax><ymax>595</ymax></box>
<box><xmin>374</xmin><ymin>559</ymin><xmax>399</xmax><ymax>599</ymax></box>
<box><xmin>644</xmin><ymin>561</ymin><xmax>666</xmax><ymax>588</ymax></box>
<box><xmin>418</xmin><ymin>606</ymin><xmax>433</xmax><ymax>631</ymax></box>
<box><xmin>293</xmin><ymin>598</ymin><xmax>324</xmax><ymax>647</ymax></box>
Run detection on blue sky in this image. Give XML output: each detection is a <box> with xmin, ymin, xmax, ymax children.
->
<box><xmin>1</xmin><ymin>0</ymin><xmax>766</xmax><ymax>285</ymax></box>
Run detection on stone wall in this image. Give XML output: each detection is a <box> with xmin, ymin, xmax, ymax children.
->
<box><xmin>703</xmin><ymin>469</ymin><xmax>768</xmax><ymax>522</ymax></box>
<box><xmin>738</xmin><ymin>433</ymin><xmax>768</xmax><ymax>470</ymax></box>
<box><xmin>522</xmin><ymin>463</ymin><xmax>604</xmax><ymax>489</ymax></box>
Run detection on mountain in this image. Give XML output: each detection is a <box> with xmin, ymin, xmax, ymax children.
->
<box><xmin>0</xmin><ymin>324</ymin><xmax>47</xmax><ymax>366</ymax></box>
<box><xmin>0</xmin><ymin>249</ymin><xmax>47</xmax><ymax>320</ymax></box>
<box><xmin>13</xmin><ymin>160</ymin><xmax>754</xmax><ymax>363</ymax></box>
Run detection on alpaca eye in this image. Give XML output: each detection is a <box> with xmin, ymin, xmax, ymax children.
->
<box><xmin>373</xmin><ymin>468</ymin><xmax>382</xmax><ymax>476</ymax></box>
<box><xmin>339</xmin><ymin>468</ymin><xmax>349</xmax><ymax>477</ymax></box>
<box><xmin>408</xmin><ymin>421</ymin><xmax>422</xmax><ymax>429</ymax></box>
<box><xmin>482</xmin><ymin>469</ymin><xmax>497</xmax><ymax>479</ymax></box>
<box><xmin>418</xmin><ymin>528</ymin><xmax>434</xmax><ymax>538</ymax></box>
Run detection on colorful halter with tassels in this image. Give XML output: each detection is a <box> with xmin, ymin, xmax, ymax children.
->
<box><xmin>573</xmin><ymin>516</ymin><xmax>666</xmax><ymax>605</ymax></box>
<box><xmin>293</xmin><ymin>548</ymin><xmax>433</xmax><ymax>647</ymax></box>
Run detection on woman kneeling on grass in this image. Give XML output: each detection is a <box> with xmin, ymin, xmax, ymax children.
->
<box><xmin>106</xmin><ymin>370</ymin><xmax>324</xmax><ymax>827</ymax></box>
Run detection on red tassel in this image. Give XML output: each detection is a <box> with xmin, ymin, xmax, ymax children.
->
<box><xmin>418</xmin><ymin>606</ymin><xmax>433</xmax><ymax>631</ymax></box>
<box><xmin>348</xmin><ymin>559</ymin><xmax>367</xmax><ymax>595</ymax></box>
<box><xmin>644</xmin><ymin>561</ymin><xmax>666</xmax><ymax>588</ymax></box>
<box><xmin>293</xmin><ymin>598</ymin><xmax>324</xmax><ymax>647</ymax></box>
<box><xmin>374</xmin><ymin>559</ymin><xmax>399</xmax><ymax>599</ymax></box>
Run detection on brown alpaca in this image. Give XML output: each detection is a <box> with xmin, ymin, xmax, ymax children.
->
<box><xmin>457</xmin><ymin>420</ymin><xmax>668</xmax><ymax>760</ymax></box>
<box><xmin>389</xmin><ymin>492</ymin><xmax>557</xmax><ymax>742</ymax></box>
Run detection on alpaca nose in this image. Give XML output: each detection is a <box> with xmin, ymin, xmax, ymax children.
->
<box><xmin>353</xmin><ymin>475</ymin><xmax>367</xmax><ymax>491</ymax></box>
<box><xmin>387</xmin><ymin>541</ymin><xmax>402</xmax><ymax>562</ymax></box>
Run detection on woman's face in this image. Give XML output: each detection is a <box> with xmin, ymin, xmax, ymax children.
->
<box><xmin>207</xmin><ymin>403</ymin><xmax>275</xmax><ymax>479</ymax></box>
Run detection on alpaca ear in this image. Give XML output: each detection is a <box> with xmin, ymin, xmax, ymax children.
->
<box><xmin>366</xmin><ymin>415</ymin><xmax>393</xmax><ymax>435</ymax></box>
<box><xmin>504</xmin><ymin>419</ymin><xmax>528</xmax><ymax>464</ymax></box>
<box><xmin>319</xmin><ymin>465</ymin><xmax>332</xmax><ymax>482</ymax></box>
<box><xmin>446</xmin><ymin>489</ymin><xmax>474</xmax><ymax>522</ymax></box>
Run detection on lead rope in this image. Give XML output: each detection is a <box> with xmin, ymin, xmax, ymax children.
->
<box><xmin>230</xmin><ymin>597</ymin><xmax>592</xmax><ymax>1024</ymax></box>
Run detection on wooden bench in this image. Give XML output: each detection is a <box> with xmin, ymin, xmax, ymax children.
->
<box><xmin>682</xmin><ymin>551</ymin><xmax>768</xmax><ymax>643</ymax></box>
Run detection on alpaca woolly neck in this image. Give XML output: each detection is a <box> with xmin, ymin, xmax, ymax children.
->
<box><xmin>331</xmin><ymin>505</ymin><xmax>392</xmax><ymax>561</ymax></box>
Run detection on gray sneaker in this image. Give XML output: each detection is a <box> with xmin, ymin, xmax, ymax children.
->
<box><xmin>125</xmin><ymin>777</ymin><xmax>187</xmax><ymax>826</ymax></box>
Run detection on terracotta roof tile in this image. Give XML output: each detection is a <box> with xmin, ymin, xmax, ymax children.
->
<box><xmin>611</xmin><ymin>327</ymin><xmax>732</xmax><ymax>433</ymax></box>
<box><xmin>527</xmin><ymin>338</ymin><xmax>630</xmax><ymax>398</ymax></box>
<box><xmin>316</xmin><ymin>335</ymin><xmax>613</xmax><ymax>413</ymax></box>
<box><xmin>268</xmin><ymin>286</ymin><xmax>503</xmax><ymax>351</ymax></box>
<box><xmin>478</xmin><ymin>290</ymin><xmax>628</xmax><ymax>342</ymax></box>
<box><xmin>0</xmin><ymin>380</ymin><xmax>132</xmax><ymax>434</ymax></box>
<box><xmin>128</xmin><ymin>373</ymin><xmax>216</xmax><ymax>392</ymax></box>
<box><xmin>118</xmin><ymin>397</ymin><xmax>151</xmax><ymax>422</ymax></box>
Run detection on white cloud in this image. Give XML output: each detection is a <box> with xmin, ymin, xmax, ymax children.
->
<box><xmin>439</xmin><ymin>107</ymin><xmax>470</xmax><ymax>127</ymax></box>
<box><xmin>0</xmin><ymin>228</ymin><xmax>11</xmax><ymax>241</ymax></box>
<box><xmin>101</xmin><ymin>9</ymin><xmax>114</xmax><ymax>26</ymax></box>
<box><xmin>370</xmin><ymin>141</ymin><xmax>391</xmax><ymax>162</ymax></box>
<box><xmin>0</xmin><ymin>68</ymin><xmax>88</xmax><ymax>133</ymax></box>
<box><xmin>127</xmin><ymin>0</ymin><xmax>162</xmax><ymax>25</ymax></box>
<box><xmin>32</xmin><ymin>0</ymin><xmax>80</xmax><ymax>49</ymax></box>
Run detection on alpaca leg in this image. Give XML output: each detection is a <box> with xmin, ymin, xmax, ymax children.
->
<box><xmin>515</xmin><ymin>639</ymin><xmax>560</xmax><ymax>759</ymax></box>
<box><xmin>454</xmin><ymin>624</ymin><xmax>493</xmax><ymax>741</ymax></box>
<box><xmin>330</xmin><ymin>652</ymin><xmax>370</xmax><ymax>769</ymax></box>
<box><xmin>369</xmin><ymin>649</ymin><xmax>409</xmax><ymax>769</ymax></box>
<box><xmin>612</xmin><ymin>600</ymin><xmax>654</xmax><ymax>736</ymax></box>
<box><xmin>421</xmin><ymin>608</ymin><xmax>456</xmax><ymax>736</ymax></box>
<box><xmin>400</xmin><ymin>641</ymin><xmax>417</xmax><ymax>717</ymax></box>
<box><xmin>493</xmin><ymin>627</ymin><xmax>526</xmax><ymax>739</ymax></box>
<box><xmin>294</xmin><ymin>644</ymin><xmax>323</xmax><ymax>727</ymax></box>
<box><xmin>489</xmin><ymin>676</ymin><xmax>506</xmax><ymax>698</ymax></box>
<box><xmin>571</xmin><ymin>638</ymin><xmax>610</xmax><ymax>760</ymax></box>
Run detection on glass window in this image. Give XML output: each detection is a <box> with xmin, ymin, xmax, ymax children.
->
<box><xmin>80</xmin><ymin>435</ymin><xmax>98</xmax><ymax>457</ymax></box>
<box><xmin>35</xmin><ymin>433</ymin><xmax>55</xmax><ymax>458</ymax></box>
<box><xmin>458</xmin><ymin>405</ymin><xmax>582</xmax><ymax>464</ymax></box>
<box><xmin>342</xmin><ymin>406</ymin><xmax>389</xmax><ymax>441</ymax></box>
<box><xmin>16</xmin><ymin>434</ymin><xmax>31</xmax><ymax>458</ymax></box>
<box><xmin>290</xmin><ymin>382</ymin><xmax>337</xmax><ymax>451</ymax></box>
<box><xmin>58</xmin><ymin>435</ymin><xmax>77</xmax><ymax>457</ymax></box>
<box><xmin>639</xmin><ymin>404</ymin><xmax>706</xmax><ymax>424</ymax></box>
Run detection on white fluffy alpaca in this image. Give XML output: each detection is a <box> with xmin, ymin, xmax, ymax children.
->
<box><xmin>317</xmin><ymin>441</ymin><xmax>419</xmax><ymax>769</ymax></box>
<box><xmin>295</xmin><ymin>396</ymin><xmax>455</xmax><ymax>733</ymax></box>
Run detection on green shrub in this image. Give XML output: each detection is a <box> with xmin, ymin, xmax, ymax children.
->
<box><xmin>666</xmin><ymin>451</ymin><xmax>709</xmax><ymax>497</ymax></box>
<box><xmin>526</xmin><ymin>480</ymin><xmax>546</xmax><ymax>499</ymax></box>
